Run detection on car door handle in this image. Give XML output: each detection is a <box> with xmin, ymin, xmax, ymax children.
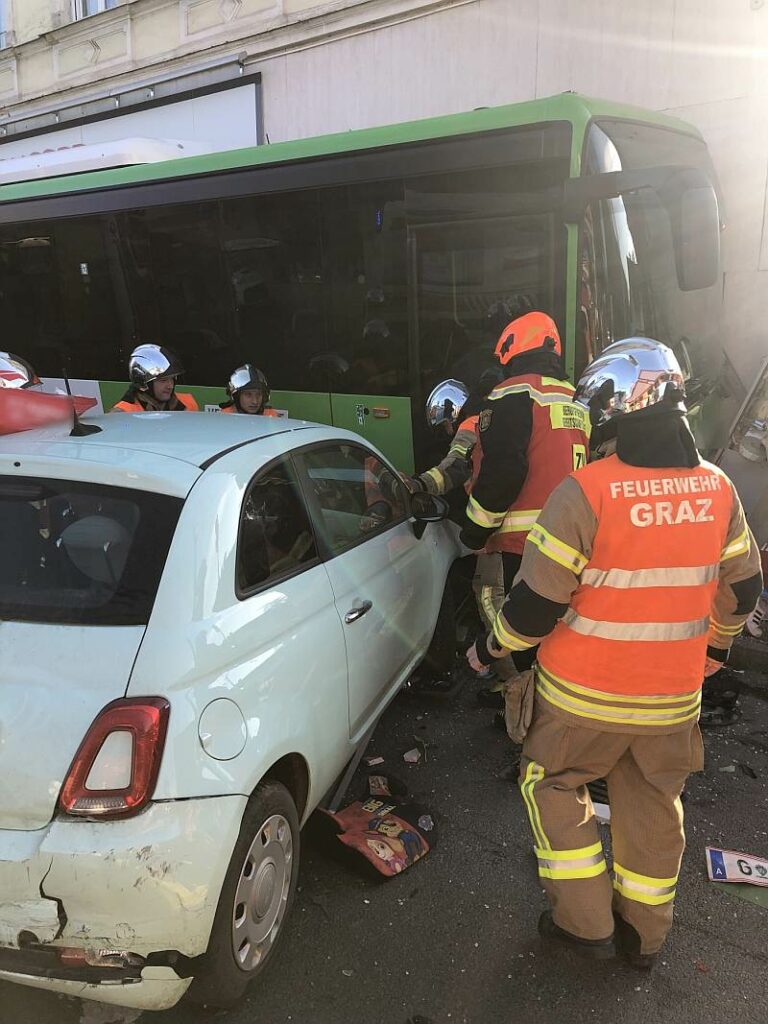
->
<box><xmin>344</xmin><ymin>600</ymin><xmax>373</xmax><ymax>624</ymax></box>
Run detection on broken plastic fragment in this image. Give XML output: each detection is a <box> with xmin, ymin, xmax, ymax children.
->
<box><xmin>403</xmin><ymin>748</ymin><xmax>421</xmax><ymax>764</ymax></box>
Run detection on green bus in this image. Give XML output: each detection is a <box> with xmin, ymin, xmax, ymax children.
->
<box><xmin>0</xmin><ymin>93</ymin><xmax>727</xmax><ymax>471</ymax></box>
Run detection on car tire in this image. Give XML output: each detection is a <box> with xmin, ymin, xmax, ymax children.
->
<box><xmin>187</xmin><ymin>780</ymin><xmax>300</xmax><ymax>1009</ymax></box>
<box><xmin>422</xmin><ymin>579</ymin><xmax>456</xmax><ymax>675</ymax></box>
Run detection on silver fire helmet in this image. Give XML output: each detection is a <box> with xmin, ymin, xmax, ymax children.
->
<box><xmin>0</xmin><ymin>351</ymin><xmax>40</xmax><ymax>389</ymax></box>
<box><xmin>128</xmin><ymin>344</ymin><xmax>184</xmax><ymax>390</ymax></box>
<box><xmin>425</xmin><ymin>379</ymin><xmax>470</xmax><ymax>430</ymax></box>
<box><xmin>575</xmin><ymin>338</ymin><xmax>686</xmax><ymax>427</ymax></box>
<box><xmin>226</xmin><ymin>364</ymin><xmax>269</xmax><ymax>401</ymax></box>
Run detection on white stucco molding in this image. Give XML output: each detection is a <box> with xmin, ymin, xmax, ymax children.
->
<box><xmin>6</xmin><ymin>0</ymin><xmax>473</xmax><ymax>112</ymax></box>
<box><xmin>53</xmin><ymin>13</ymin><xmax>132</xmax><ymax>81</ymax></box>
<box><xmin>0</xmin><ymin>56</ymin><xmax>18</xmax><ymax>102</ymax></box>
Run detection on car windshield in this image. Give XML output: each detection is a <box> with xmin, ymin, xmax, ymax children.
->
<box><xmin>0</xmin><ymin>477</ymin><xmax>182</xmax><ymax>626</ymax></box>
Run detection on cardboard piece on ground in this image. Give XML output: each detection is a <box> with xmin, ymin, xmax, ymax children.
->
<box><xmin>711</xmin><ymin>881</ymin><xmax>768</xmax><ymax>909</ymax></box>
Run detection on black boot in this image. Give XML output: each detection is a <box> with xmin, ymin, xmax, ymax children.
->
<box><xmin>613</xmin><ymin>913</ymin><xmax>658</xmax><ymax>970</ymax></box>
<box><xmin>538</xmin><ymin>911</ymin><xmax>615</xmax><ymax>960</ymax></box>
<box><xmin>477</xmin><ymin>687</ymin><xmax>505</xmax><ymax>710</ymax></box>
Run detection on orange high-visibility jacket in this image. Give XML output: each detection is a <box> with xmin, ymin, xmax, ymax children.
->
<box><xmin>112</xmin><ymin>392</ymin><xmax>199</xmax><ymax>413</ymax></box>
<box><xmin>466</xmin><ymin>375</ymin><xmax>590</xmax><ymax>554</ymax></box>
<box><xmin>537</xmin><ymin>456</ymin><xmax>737</xmax><ymax>699</ymax></box>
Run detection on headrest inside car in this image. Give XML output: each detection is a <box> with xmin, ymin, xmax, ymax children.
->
<box><xmin>59</xmin><ymin>515</ymin><xmax>131</xmax><ymax>585</ymax></box>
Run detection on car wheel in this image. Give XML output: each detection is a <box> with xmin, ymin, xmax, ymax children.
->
<box><xmin>187</xmin><ymin>780</ymin><xmax>300</xmax><ymax>1009</ymax></box>
<box><xmin>422</xmin><ymin>579</ymin><xmax>456</xmax><ymax>675</ymax></box>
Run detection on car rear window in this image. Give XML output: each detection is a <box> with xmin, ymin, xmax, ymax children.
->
<box><xmin>0</xmin><ymin>476</ymin><xmax>182</xmax><ymax>626</ymax></box>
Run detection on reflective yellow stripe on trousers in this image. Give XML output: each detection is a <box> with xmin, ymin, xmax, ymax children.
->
<box><xmin>520</xmin><ymin>762</ymin><xmax>550</xmax><ymax>851</ymax></box>
<box><xmin>536</xmin><ymin>841</ymin><xmax>607</xmax><ymax>880</ymax></box>
<box><xmin>613</xmin><ymin>863</ymin><xmax>677</xmax><ymax>906</ymax></box>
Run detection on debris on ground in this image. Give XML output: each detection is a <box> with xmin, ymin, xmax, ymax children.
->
<box><xmin>318</xmin><ymin>776</ymin><xmax>437</xmax><ymax>877</ymax></box>
<box><xmin>403</xmin><ymin>668</ymin><xmax>464</xmax><ymax>701</ymax></box>
<box><xmin>403</xmin><ymin>748</ymin><xmax>422</xmax><ymax>764</ymax></box>
<box><xmin>364</xmin><ymin>755</ymin><xmax>385</xmax><ymax>767</ymax></box>
<box><xmin>79</xmin><ymin>1004</ymin><xmax>142</xmax><ymax>1024</ymax></box>
<box><xmin>368</xmin><ymin>774</ymin><xmax>392</xmax><ymax>796</ymax></box>
<box><xmin>700</xmin><ymin>668</ymin><xmax>742</xmax><ymax>727</ymax></box>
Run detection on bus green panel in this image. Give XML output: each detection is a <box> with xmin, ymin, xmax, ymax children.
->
<box><xmin>329</xmin><ymin>394</ymin><xmax>414</xmax><ymax>473</ymax></box>
<box><xmin>270</xmin><ymin>391</ymin><xmax>333</xmax><ymax>425</ymax></box>
<box><xmin>96</xmin><ymin>382</ymin><xmax>411</xmax><ymax>468</ymax></box>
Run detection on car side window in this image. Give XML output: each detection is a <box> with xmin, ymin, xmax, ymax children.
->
<box><xmin>237</xmin><ymin>456</ymin><xmax>318</xmax><ymax>594</ymax></box>
<box><xmin>298</xmin><ymin>444</ymin><xmax>408</xmax><ymax>556</ymax></box>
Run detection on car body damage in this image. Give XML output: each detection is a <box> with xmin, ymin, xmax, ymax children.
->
<box><xmin>0</xmin><ymin>797</ymin><xmax>246</xmax><ymax>1008</ymax></box>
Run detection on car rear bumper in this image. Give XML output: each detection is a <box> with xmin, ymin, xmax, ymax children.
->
<box><xmin>0</xmin><ymin>794</ymin><xmax>247</xmax><ymax>1010</ymax></box>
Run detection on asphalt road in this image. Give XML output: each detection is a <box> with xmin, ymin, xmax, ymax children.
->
<box><xmin>4</xmin><ymin>670</ymin><xmax>768</xmax><ymax>1024</ymax></box>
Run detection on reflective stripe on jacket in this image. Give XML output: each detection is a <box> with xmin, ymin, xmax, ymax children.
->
<box><xmin>466</xmin><ymin>374</ymin><xmax>590</xmax><ymax>554</ymax></box>
<box><xmin>419</xmin><ymin>414</ymin><xmax>478</xmax><ymax>496</ymax></box>
<box><xmin>536</xmin><ymin>456</ymin><xmax>738</xmax><ymax>704</ymax></box>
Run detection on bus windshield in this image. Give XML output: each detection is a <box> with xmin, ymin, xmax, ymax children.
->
<box><xmin>577</xmin><ymin>121</ymin><xmax>723</xmax><ymax>398</ymax></box>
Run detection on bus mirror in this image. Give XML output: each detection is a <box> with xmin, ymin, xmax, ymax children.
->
<box><xmin>562</xmin><ymin>165</ymin><xmax>721</xmax><ymax>292</ymax></box>
<box><xmin>662</xmin><ymin>176</ymin><xmax>721</xmax><ymax>292</ymax></box>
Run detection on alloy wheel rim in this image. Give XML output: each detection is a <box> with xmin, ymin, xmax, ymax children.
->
<box><xmin>231</xmin><ymin>813</ymin><xmax>293</xmax><ymax>972</ymax></box>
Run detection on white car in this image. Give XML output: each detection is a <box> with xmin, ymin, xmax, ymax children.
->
<box><xmin>0</xmin><ymin>411</ymin><xmax>459</xmax><ymax>1011</ymax></box>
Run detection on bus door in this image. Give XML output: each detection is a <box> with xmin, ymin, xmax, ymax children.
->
<box><xmin>407</xmin><ymin>213</ymin><xmax>563</xmax><ymax>471</ymax></box>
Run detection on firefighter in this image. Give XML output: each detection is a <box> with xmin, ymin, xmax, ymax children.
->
<box><xmin>459</xmin><ymin>311</ymin><xmax>590</xmax><ymax>693</ymax></box>
<box><xmin>112</xmin><ymin>345</ymin><xmax>199</xmax><ymax>412</ymax></box>
<box><xmin>409</xmin><ymin>379</ymin><xmax>473</xmax><ymax>495</ymax></box>
<box><xmin>0</xmin><ymin>352</ymin><xmax>41</xmax><ymax>389</ymax></box>
<box><xmin>467</xmin><ymin>338</ymin><xmax>762</xmax><ymax>967</ymax></box>
<box><xmin>220</xmin><ymin>364</ymin><xmax>279</xmax><ymax>416</ymax></box>
<box><xmin>408</xmin><ymin>370</ymin><xmax>504</xmax><ymax>498</ymax></box>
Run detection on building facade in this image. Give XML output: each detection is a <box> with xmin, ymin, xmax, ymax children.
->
<box><xmin>0</xmin><ymin>0</ymin><xmax>766</xmax><ymax>382</ymax></box>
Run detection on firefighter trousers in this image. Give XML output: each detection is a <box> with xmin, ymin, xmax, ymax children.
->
<box><xmin>519</xmin><ymin>697</ymin><xmax>704</xmax><ymax>954</ymax></box>
<box><xmin>472</xmin><ymin>552</ymin><xmax>521</xmax><ymax>682</ymax></box>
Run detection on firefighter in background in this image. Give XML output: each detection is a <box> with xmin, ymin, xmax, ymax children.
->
<box><xmin>410</xmin><ymin>379</ymin><xmax>473</xmax><ymax>496</ymax></box>
<box><xmin>220</xmin><ymin>364</ymin><xmax>280</xmax><ymax>417</ymax></box>
<box><xmin>459</xmin><ymin>311</ymin><xmax>590</xmax><ymax>695</ymax></box>
<box><xmin>112</xmin><ymin>345</ymin><xmax>199</xmax><ymax>413</ymax></box>
<box><xmin>468</xmin><ymin>338</ymin><xmax>762</xmax><ymax>967</ymax></box>
<box><xmin>409</xmin><ymin>369</ymin><xmax>503</xmax><ymax>497</ymax></box>
<box><xmin>0</xmin><ymin>352</ymin><xmax>41</xmax><ymax>389</ymax></box>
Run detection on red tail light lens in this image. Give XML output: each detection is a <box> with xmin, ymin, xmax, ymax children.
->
<box><xmin>59</xmin><ymin>698</ymin><xmax>170</xmax><ymax>820</ymax></box>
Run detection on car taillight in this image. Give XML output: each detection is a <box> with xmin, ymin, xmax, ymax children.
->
<box><xmin>59</xmin><ymin>698</ymin><xmax>170</xmax><ymax>820</ymax></box>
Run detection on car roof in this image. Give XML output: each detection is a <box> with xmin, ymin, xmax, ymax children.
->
<box><xmin>0</xmin><ymin>410</ymin><xmax>314</xmax><ymax>468</ymax></box>
<box><xmin>0</xmin><ymin>412</ymin><xmax>353</xmax><ymax>497</ymax></box>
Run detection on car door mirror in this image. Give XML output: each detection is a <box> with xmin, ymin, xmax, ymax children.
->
<box><xmin>410</xmin><ymin>491</ymin><xmax>450</xmax><ymax>537</ymax></box>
